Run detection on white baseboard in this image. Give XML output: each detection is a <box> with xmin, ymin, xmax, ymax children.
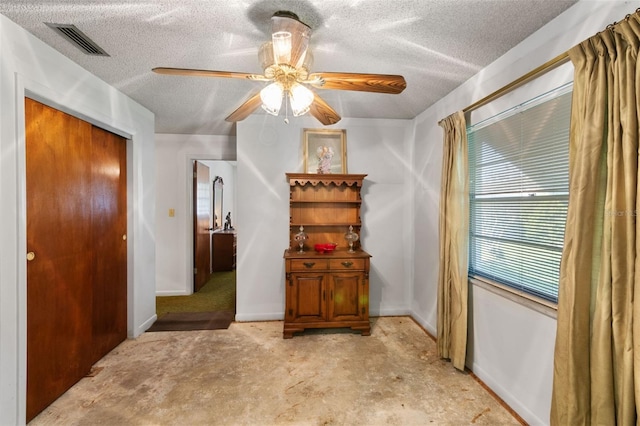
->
<box><xmin>470</xmin><ymin>362</ymin><xmax>544</xmax><ymax>426</ymax></box>
<box><xmin>235</xmin><ymin>312</ymin><xmax>284</xmax><ymax>322</ymax></box>
<box><xmin>373</xmin><ymin>307</ymin><xmax>411</xmax><ymax>317</ymax></box>
<box><xmin>408</xmin><ymin>310</ymin><xmax>437</xmax><ymax>336</ymax></box>
<box><xmin>235</xmin><ymin>310</ymin><xmax>411</xmax><ymax>323</ymax></box>
<box><xmin>155</xmin><ymin>290</ymin><xmax>190</xmax><ymax>296</ymax></box>
<box><xmin>133</xmin><ymin>313</ymin><xmax>158</xmax><ymax>337</ymax></box>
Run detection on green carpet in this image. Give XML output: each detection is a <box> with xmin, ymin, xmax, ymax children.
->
<box><xmin>156</xmin><ymin>271</ymin><xmax>236</xmax><ymax>317</ymax></box>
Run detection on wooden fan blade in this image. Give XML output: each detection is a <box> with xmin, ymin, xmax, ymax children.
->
<box><xmin>153</xmin><ymin>67</ymin><xmax>268</xmax><ymax>81</ymax></box>
<box><xmin>309</xmin><ymin>94</ymin><xmax>341</xmax><ymax>125</ymax></box>
<box><xmin>308</xmin><ymin>72</ymin><xmax>406</xmax><ymax>94</ymax></box>
<box><xmin>226</xmin><ymin>92</ymin><xmax>263</xmax><ymax>122</ymax></box>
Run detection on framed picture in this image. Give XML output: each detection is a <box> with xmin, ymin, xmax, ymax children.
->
<box><xmin>303</xmin><ymin>129</ymin><xmax>347</xmax><ymax>174</ymax></box>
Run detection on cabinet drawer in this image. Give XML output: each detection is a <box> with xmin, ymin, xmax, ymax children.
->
<box><xmin>290</xmin><ymin>259</ymin><xmax>328</xmax><ymax>271</ymax></box>
<box><xmin>329</xmin><ymin>259</ymin><xmax>366</xmax><ymax>270</ymax></box>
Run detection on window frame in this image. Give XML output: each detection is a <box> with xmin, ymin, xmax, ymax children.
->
<box><xmin>466</xmin><ymin>83</ymin><xmax>573</xmax><ymax>309</ymax></box>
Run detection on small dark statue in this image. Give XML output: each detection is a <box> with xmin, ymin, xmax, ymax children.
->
<box><xmin>224</xmin><ymin>212</ymin><xmax>234</xmax><ymax>231</ymax></box>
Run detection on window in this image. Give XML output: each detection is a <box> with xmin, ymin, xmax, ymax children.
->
<box><xmin>467</xmin><ymin>87</ymin><xmax>571</xmax><ymax>304</ymax></box>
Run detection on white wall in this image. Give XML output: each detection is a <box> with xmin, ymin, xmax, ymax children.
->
<box><xmin>410</xmin><ymin>1</ymin><xmax>636</xmax><ymax>425</ymax></box>
<box><xmin>0</xmin><ymin>13</ymin><xmax>156</xmax><ymax>425</ymax></box>
<box><xmin>2</xmin><ymin>1</ymin><xmax>633</xmax><ymax>424</ymax></box>
<box><xmin>235</xmin><ymin>115</ymin><xmax>413</xmax><ymax>321</ymax></box>
<box><xmin>155</xmin><ymin>134</ymin><xmax>236</xmax><ymax>295</ymax></box>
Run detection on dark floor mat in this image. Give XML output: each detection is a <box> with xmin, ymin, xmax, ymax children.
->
<box><xmin>147</xmin><ymin>311</ymin><xmax>234</xmax><ymax>332</ymax></box>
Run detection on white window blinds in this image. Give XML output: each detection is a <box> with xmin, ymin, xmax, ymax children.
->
<box><xmin>467</xmin><ymin>87</ymin><xmax>571</xmax><ymax>303</ymax></box>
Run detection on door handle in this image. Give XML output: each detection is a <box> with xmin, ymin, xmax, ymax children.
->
<box><xmin>26</xmin><ymin>252</ymin><xmax>35</xmax><ymax>261</ymax></box>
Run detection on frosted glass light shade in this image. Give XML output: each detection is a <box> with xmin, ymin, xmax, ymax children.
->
<box><xmin>258</xmin><ymin>42</ymin><xmax>275</xmax><ymax>70</ymax></box>
<box><xmin>289</xmin><ymin>83</ymin><xmax>314</xmax><ymax>117</ymax></box>
<box><xmin>271</xmin><ymin>13</ymin><xmax>310</xmax><ymax>68</ymax></box>
<box><xmin>272</xmin><ymin>31</ymin><xmax>292</xmax><ymax>65</ymax></box>
<box><xmin>260</xmin><ymin>83</ymin><xmax>283</xmax><ymax>116</ymax></box>
<box><xmin>301</xmin><ymin>49</ymin><xmax>313</xmax><ymax>72</ymax></box>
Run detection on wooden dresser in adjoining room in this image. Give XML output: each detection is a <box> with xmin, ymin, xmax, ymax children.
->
<box><xmin>212</xmin><ymin>230</ymin><xmax>236</xmax><ymax>272</ymax></box>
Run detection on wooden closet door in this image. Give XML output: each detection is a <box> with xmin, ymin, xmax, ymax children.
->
<box><xmin>25</xmin><ymin>99</ymin><xmax>128</xmax><ymax>421</ymax></box>
<box><xmin>89</xmin><ymin>126</ymin><xmax>127</xmax><ymax>365</ymax></box>
<box><xmin>25</xmin><ymin>99</ymin><xmax>94</xmax><ymax>421</ymax></box>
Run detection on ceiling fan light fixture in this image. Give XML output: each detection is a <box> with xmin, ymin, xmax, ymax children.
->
<box><xmin>289</xmin><ymin>83</ymin><xmax>314</xmax><ymax>117</ymax></box>
<box><xmin>260</xmin><ymin>82</ymin><xmax>284</xmax><ymax>116</ymax></box>
<box><xmin>154</xmin><ymin>9</ymin><xmax>404</xmax><ymax>126</ymax></box>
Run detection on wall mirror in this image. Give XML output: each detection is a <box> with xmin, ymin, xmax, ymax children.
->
<box><xmin>212</xmin><ymin>176</ymin><xmax>223</xmax><ymax>230</ymax></box>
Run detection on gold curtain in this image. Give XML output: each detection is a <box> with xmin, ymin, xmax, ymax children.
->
<box><xmin>551</xmin><ymin>12</ymin><xmax>640</xmax><ymax>425</ymax></box>
<box><xmin>437</xmin><ymin>110</ymin><xmax>469</xmax><ymax>371</ymax></box>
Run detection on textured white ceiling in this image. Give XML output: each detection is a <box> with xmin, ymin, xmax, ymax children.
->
<box><xmin>0</xmin><ymin>0</ymin><xmax>577</xmax><ymax>136</ymax></box>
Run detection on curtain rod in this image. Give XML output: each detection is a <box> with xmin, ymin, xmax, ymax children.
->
<box><xmin>462</xmin><ymin>50</ymin><xmax>570</xmax><ymax>114</ymax></box>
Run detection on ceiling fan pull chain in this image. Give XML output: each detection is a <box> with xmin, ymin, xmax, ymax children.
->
<box><xmin>284</xmin><ymin>95</ymin><xmax>290</xmax><ymax>124</ymax></box>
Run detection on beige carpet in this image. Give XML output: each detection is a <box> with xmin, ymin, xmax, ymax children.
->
<box><xmin>29</xmin><ymin>317</ymin><xmax>522</xmax><ymax>425</ymax></box>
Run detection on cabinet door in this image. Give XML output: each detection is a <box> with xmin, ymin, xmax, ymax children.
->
<box><xmin>287</xmin><ymin>273</ymin><xmax>326</xmax><ymax>322</ymax></box>
<box><xmin>212</xmin><ymin>233</ymin><xmax>235</xmax><ymax>272</ymax></box>
<box><xmin>327</xmin><ymin>272</ymin><xmax>366</xmax><ymax>321</ymax></box>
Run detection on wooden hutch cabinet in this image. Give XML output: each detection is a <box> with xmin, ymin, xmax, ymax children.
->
<box><xmin>283</xmin><ymin>173</ymin><xmax>371</xmax><ymax>338</ymax></box>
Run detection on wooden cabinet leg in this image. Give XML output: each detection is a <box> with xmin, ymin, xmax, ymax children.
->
<box><xmin>351</xmin><ymin>325</ymin><xmax>371</xmax><ymax>336</ymax></box>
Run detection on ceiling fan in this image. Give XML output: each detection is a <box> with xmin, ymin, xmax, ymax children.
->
<box><xmin>152</xmin><ymin>11</ymin><xmax>407</xmax><ymax>126</ymax></box>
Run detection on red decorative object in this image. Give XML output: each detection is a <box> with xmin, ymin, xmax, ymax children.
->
<box><xmin>314</xmin><ymin>243</ymin><xmax>337</xmax><ymax>253</ymax></box>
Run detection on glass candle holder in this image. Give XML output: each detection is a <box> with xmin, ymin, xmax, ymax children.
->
<box><xmin>344</xmin><ymin>225</ymin><xmax>359</xmax><ymax>253</ymax></box>
<box><xmin>294</xmin><ymin>225</ymin><xmax>308</xmax><ymax>253</ymax></box>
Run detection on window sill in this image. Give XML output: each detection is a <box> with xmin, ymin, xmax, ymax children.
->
<box><xmin>468</xmin><ymin>276</ymin><xmax>557</xmax><ymax>320</ymax></box>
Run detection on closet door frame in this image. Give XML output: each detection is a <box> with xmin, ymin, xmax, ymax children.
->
<box><xmin>12</xmin><ymin>82</ymin><xmax>137</xmax><ymax>424</ymax></box>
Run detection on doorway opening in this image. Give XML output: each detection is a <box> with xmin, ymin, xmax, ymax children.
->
<box><xmin>153</xmin><ymin>160</ymin><xmax>237</xmax><ymax>327</ymax></box>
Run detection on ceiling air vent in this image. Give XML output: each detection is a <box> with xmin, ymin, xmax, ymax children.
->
<box><xmin>45</xmin><ymin>23</ymin><xmax>110</xmax><ymax>57</ymax></box>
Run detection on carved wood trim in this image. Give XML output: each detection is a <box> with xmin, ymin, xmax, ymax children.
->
<box><xmin>286</xmin><ymin>173</ymin><xmax>367</xmax><ymax>188</ymax></box>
